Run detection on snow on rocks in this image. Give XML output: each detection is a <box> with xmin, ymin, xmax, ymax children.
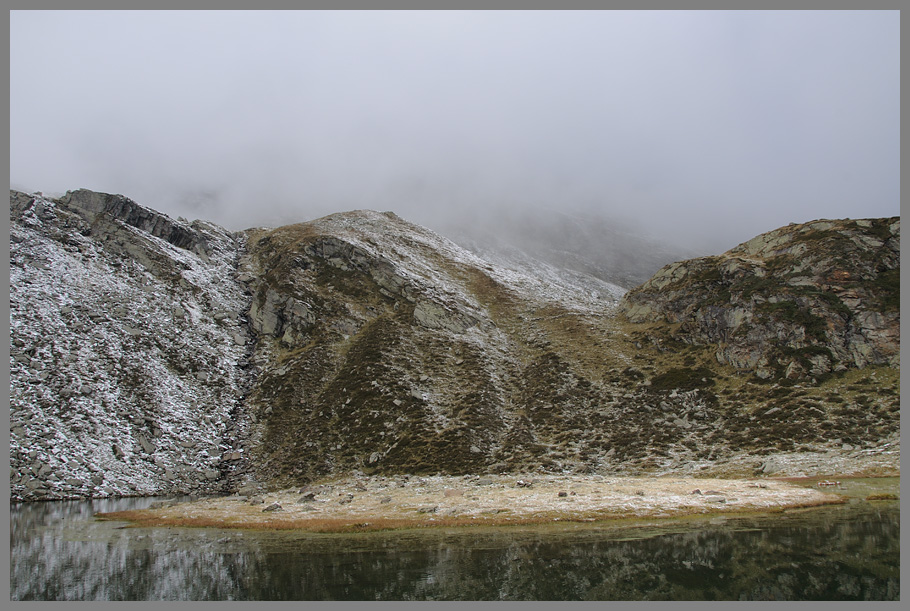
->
<box><xmin>9</xmin><ymin>190</ymin><xmax>253</xmax><ymax>501</ymax></box>
<box><xmin>300</xmin><ymin>209</ymin><xmax>627</xmax><ymax>319</ymax></box>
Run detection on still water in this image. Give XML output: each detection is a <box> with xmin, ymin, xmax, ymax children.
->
<box><xmin>10</xmin><ymin>478</ymin><xmax>899</xmax><ymax>600</ymax></box>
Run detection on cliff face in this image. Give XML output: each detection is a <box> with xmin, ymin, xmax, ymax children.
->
<box><xmin>8</xmin><ymin>190</ymin><xmax>900</xmax><ymax>500</ymax></box>
<box><xmin>619</xmin><ymin>218</ymin><xmax>899</xmax><ymax>381</ymax></box>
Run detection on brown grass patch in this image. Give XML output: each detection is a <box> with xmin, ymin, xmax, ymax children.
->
<box><xmin>865</xmin><ymin>493</ymin><xmax>899</xmax><ymax>501</ymax></box>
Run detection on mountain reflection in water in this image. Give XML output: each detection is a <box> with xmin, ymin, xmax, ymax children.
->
<box><xmin>10</xmin><ymin>487</ymin><xmax>899</xmax><ymax>600</ymax></box>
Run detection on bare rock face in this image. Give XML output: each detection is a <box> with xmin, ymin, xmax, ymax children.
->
<box><xmin>619</xmin><ymin>218</ymin><xmax>899</xmax><ymax>380</ymax></box>
<box><xmin>56</xmin><ymin>188</ymin><xmax>214</xmax><ymax>257</ymax></box>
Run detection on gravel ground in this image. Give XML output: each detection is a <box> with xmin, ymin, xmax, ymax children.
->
<box><xmin>101</xmin><ymin>473</ymin><xmax>851</xmax><ymax>532</ymax></box>
<box><xmin>681</xmin><ymin>443</ymin><xmax>901</xmax><ymax>478</ymax></box>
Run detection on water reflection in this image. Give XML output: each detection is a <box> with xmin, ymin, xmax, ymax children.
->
<box><xmin>10</xmin><ymin>488</ymin><xmax>899</xmax><ymax>600</ymax></box>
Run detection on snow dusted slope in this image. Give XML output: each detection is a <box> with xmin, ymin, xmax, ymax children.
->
<box><xmin>9</xmin><ymin>190</ymin><xmax>253</xmax><ymax>500</ymax></box>
<box><xmin>458</xmin><ymin>237</ymin><xmax>627</xmax><ymax>308</ymax></box>
<box><xmin>258</xmin><ymin>209</ymin><xmax>626</xmax><ymax>315</ymax></box>
<box><xmin>10</xmin><ymin>192</ymin><xmax>899</xmax><ymax>499</ymax></box>
<box><xmin>236</xmin><ymin>211</ymin><xmax>656</xmax><ymax>487</ymax></box>
<box><xmin>440</xmin><ymin>206</ymin><xmax>697</xmax><ymax>289</ymax></box>
<box><xmin>9</xmin><ymin>195</ymin><xmax>634</xmax><ymax>500</ymax></box>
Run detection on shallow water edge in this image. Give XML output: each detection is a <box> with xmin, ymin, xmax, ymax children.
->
<box><xmin>10</xmin><ymin>477</ymin><xmax>898</xmax><ymax>600</ymax></box>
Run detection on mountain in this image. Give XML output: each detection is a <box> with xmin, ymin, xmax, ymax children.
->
<box><xmin>235</xmin><ymin>208</ymin><xmax>627</xmax><ymax>487</ymax></box>
<box><xmin>436</xmin><ymin>206</ymin><xmax>698</xmax><ymax>289</ymax></box>
<box><xmin>619</xmin><ymin>218</ymin><xmax>900</xmax><ymax>380</ymax></box>
<box><xmin>8</xmin><ymin>190</ymin><xmax>900</xmax><ymax>501</ymax></box>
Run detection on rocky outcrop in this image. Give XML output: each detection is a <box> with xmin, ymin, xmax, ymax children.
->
<box><xmin>619</xmin><ymin>218</ymin><xmax>899</xmax><ymax>380</ymax></box>
<box><xmin>55</xmin><ymin>188</ymin><xmax>214</xmax><ymax>257</ymax></box>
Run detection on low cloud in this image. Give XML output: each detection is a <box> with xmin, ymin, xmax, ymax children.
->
<box><xmin>10</xmin><ymin>10</ymin><xmax>899</xmax><ymax>253</ymax></box>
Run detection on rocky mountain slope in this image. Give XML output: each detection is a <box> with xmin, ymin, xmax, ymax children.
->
<box><xmin>10</xmin><ymin>190</ymin><xmax>254</xmax><ymax>500</ymax></box>
<box><xmin>235</xmin><ymin>209</ymin><xmax>628</xmax><ymax>487</ymax></box>
<box><xmin>9</xmin><ymin>190</ymin><xmax>900</xmax><ymax>501</ymax></box>
<box><xmin>619</xmin><ymin>218</ymin><xmax>900</xmax><ymax>380</ymax></box>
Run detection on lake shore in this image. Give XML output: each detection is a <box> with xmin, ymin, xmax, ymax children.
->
<box><xmin>97</xmin><ymin>473</ymin><xmax>861</xmax><ymax>532</ymax></box>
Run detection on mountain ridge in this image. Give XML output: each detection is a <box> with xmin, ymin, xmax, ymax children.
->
<box><xmin>9</xmin><ymin>189</ymin><xmax>899</xmax><ymax>501</ymax></box>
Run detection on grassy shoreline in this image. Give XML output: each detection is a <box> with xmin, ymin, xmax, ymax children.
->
<box><xmin>96</xmin><ymin>473</ymin><xmax>896</xmax><ymax>534</ymax></box>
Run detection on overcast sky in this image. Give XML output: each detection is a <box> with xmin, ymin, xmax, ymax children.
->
<box><xmin>9</xmin><ymin>10</ymin><xmax>899</xmax><ymax>253</ymax></box>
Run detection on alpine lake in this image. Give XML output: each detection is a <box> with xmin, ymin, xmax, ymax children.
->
<box><xmin>10</xmin><ymin>476</ymin><xmax>899</xmax><ymax>601</ymax></box>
